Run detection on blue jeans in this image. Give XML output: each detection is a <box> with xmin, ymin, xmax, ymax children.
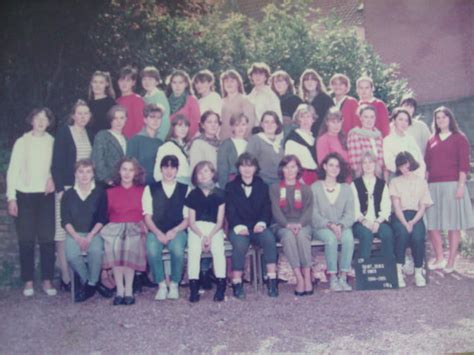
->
<box><xmin>313</xmin><ymin>228</ymin><xmax>354</xmax><ymax>273</ymax></box>
<box><xmin>353</xmin><ymin>222</ymin><xmax>394</xmax><ymax>259</ymax></box>
<box><xmin>391</xmin><ymin>211</ymin><xmax>425</xmax><ymax>268</ymax></box>
<box><xmin>146</xmin><ymin>231</ymin><xmax>187</xmax><ymax>283</ymax></box>
<box><xmin>65</xmin><ymin>233</ymin><xmax>104</xmax><ymax>285</ymax></box>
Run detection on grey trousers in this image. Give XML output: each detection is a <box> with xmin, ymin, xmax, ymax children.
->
<box><xmin>276</xmin><ymin>225</ymin><xmax>312</xmax><ymax>269</ymax></box>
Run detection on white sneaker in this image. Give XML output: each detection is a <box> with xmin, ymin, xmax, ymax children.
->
<box><xmin>443</xmin><ymin>266</ymin><xmax>455</xmax><ymax>274</ymax></box>
<box><xmin>23</xmin><ymin>288</ymin><xmax>34</xmax><ymax>297</ymax></box>
<box><xmin>338</xmin><ymin>277</ymin><xmax>352</xmax><ymax>292</ymax></box>
<box><xmin>402</xmin><ymin>256</ymin><xmax>415</xmax><ymax>275</ymax></box>
<box><xmin>42</xmin><ymin>287</ymin><xmax>57</xmax><ymax>296</ymax></box>
<box><xmin>154</xmin><ymin>282</ymin><xmax>168</xmax><ymax>301</ymax></box>
<box><xmin>330</xmin><ymin>276</ymin><xmax>343</xmax><ymax>292</ymax></box>
<box><xmin>415</xmin><ymin>269</ymin><xmax>426</xmax><ymax>287</ymax></box>
<box><xmin>397</xmin><ymin>264</ymin><xmax>406</xmax><ymax>288</ymax></box>
<box><xmin>428</xmin><ymin>259</ymin><xmax>447</xmax><ymax>270</ymax></box>
<box><xmin>167</xmin><ymin>282</ymin><xmax>179</xmax><ymax>300</ymax></box>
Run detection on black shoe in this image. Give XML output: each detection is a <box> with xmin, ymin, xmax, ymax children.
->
<box><xmin>267</xmin><ymin>278</ymin><xmax>279</xmax><ymax>298</ymax></box>
<box><xmin>294</xmin><ymin>290</ymin><xmax>306</xmax><ymax>297</ymax></box>
<box><xmin>199</xmin><ymin>269</ymin><xmax>214</xmax><ymax>290</ymax></box>
<box><xmin>232</xmin><ymin>282</ymin><xmax>245</xmax><ymax>299</ymax></box>
<box><xmin>113</xmin><ymin>296</ymin><xmax>124</xmax><ymax>305</ymax></box>
<box><xmin>133</xmin><ymin>273</ymin><xmax>142</xmax><ymax>294</ymax></box>
<box><xmin>75</xmin><ymin>284</ymin><xmax>96</xmax><ymax>302</ymax></box>
<box><xmin>140</xmin><ymin>273</ymin><xmax>158</xmax><ymax>288</ymax></box>
<box><xmin>60</xmin><ymin>280</ymin><xmax>71</xmax><ymax>293</ymax></box>
<box><xmin>304</xmin><ymin>288</ymin><xmax>314</xmax><ymax>296</ymax></box>
<box><xmin>213</xmin><ymin>278</ymin><xmax>227</xmax><ymax>302</ymax></box>
<box><xmin>96</xmin><ymin>282</ymin><xmax>115</xmax><ymax>298</ymax></box>
<box><xmin>123</xmin><ymin>296</ymin><xmax>135</xmax><ymax>305</ymax></box>
<box><xmin>189</xmin><ymin>280</ymin><xmax>200</xmax><ymax>303</ymax></box>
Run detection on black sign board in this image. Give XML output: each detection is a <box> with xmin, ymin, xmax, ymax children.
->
<box><xmin>355</xmin><ymin>255</ymin><xmax>399</xmax><ymax>290</ymax></box>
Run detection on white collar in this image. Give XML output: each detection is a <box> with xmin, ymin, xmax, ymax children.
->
<box><xmin>74</xmin><ymin>181</ymin><xmax>96</xmax><ymax>201</ymax></box>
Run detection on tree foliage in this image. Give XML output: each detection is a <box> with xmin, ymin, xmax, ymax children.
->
<box><xmin>0</xmin><ymin>0</ymin><xmax>410</xmax><ymax>143</ymax></box>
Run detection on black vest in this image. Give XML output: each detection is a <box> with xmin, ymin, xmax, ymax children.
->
<box><xmin>150</xmin><ymin>181</ymin><xmax>188</xmax><ymax>233</ymax></box>
<box><xmin>285</xmin><ymin>130</ymin><xmax>317</xmax><ymax>169</ymax></box>
<box><xmin>353</xmin><ymin>177</ymin><xmax>385</xmax><ymax>218</ymax></box>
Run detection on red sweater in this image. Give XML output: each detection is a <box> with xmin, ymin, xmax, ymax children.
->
<box><xmin>425</xmin><ymin>132</ymin><xmax>471</xmax><ymax>183</ymax></box>
<box><xmin>107</xmin><ymin>185</ymin><xmax>145</xmax><ymax>223</ymax></box>
<box><xmin>170</xmin><ymin>95</ymin><xmax>201</xmax><ymax>139</ymax></box>
<box><xmin>359</xmin><ymin>98</ymin><xmax>390</xmax><ymax>137</ymax></box>
<box><xmin>117</xmin><ymin>94</ymin><xmax>145</xmax><ymax>138</ymax></box>
<box><xmin>340</xmin><ymin>96</ymin><xmax>360</xmax><ymax>135</ymax></box>
<box><xmin>316</xmin><ymin>133</ymin><xmax>349</xmax><ymax>164</ymax></box>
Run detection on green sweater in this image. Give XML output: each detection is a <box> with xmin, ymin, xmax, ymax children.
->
<box><xmin>127</xmin><ymin>129</ymin><xmax>163</xmax><ymax>185</ymax></box>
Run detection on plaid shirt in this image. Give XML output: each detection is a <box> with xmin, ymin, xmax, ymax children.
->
<box><xmin>347</xmin><ymin>129</ymin><xmax>385</xmax><ymax>178</ymax></box>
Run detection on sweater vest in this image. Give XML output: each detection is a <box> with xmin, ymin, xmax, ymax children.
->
<box><xmin>150</xmin><ymin>182</ymin><xmax>188</xmax><ymax>232</ymax></box>
<box><xmin>285</xmin><ymin>130</ymin><xmax>317</xmax><ymax>169</ymax></box>
<box><xmin>353</xmin><ymin>177</ymin><xmax>385</xmax><ymax>218</ymax></box>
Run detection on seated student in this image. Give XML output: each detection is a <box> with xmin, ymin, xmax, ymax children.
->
<box><xmin>351</xmin><ymin>151</ymin><xmax>394</xmax><ymax>260</ymax></box>
<box><xmin>312</xmin><ymin>153</ymin><xmax>354</xmax><ymax>292</ymax></box>
<box><xmin>192</xmin><ymin>69</ymin><xmax>222</xmax><ymax>115</ymax></box>
<box><xmin>141</xmin><ymin>66</ymin><xmax>170</xmax><ymax>141</ymax></box>
<box><xmin>143</xmin><ymin>155</ymin><xmax>189</xmax><ymax>301</ymax></box>
<box><xmin>270</xmin><ymin>155</ymin><xmax>314</xmax><ymax>296</ymax></box>
<box><xmin>389</xmin><ymin>152</ymin><xmax>433</xmax><ymax>287</ymax></box>
<box><xmin>127</xmin><ymin>103</ymin><xmax>165</xmax><ymax>185</ymax></box>
<box><xmin>399</xmin><ymin>95</ymin><xmax>431</xmax><ymax>156</ymax></box>
<box><xmin>225</xmin><ymin>153</ymin><xmax>278</xmax><ymax>298</ymax></box>
<box><xmin>62</xmin><ymin>159</ymin><xmax>113</xmax><ymax>302</ymax></box>
<box><xmin>100</xmin><ymin>158</ymin><xmax>147</xmax><ymax>306</ymax></box>
<box><xmin>185</xmin><ymin>161</ymin><xmax>226</xmax><ymax>302</ymax></box>
<box><xmin>329</xmin><ymin>73</ymin><xmax>360</xmax><ymax>135</ymax></box>
<box><xmin>189</xmin><ymin>110</ymin><xmax>221</xmax><ymax>172</ymax></box>
<box><xmin>217</xmin><ymin>113</ymin><xmax>249</xmax><ymax>188</ymax></box>
<box><xmin>356</xmin><ymin>76</ymin><xmax>389</xmax><ymax>137</ymax></box>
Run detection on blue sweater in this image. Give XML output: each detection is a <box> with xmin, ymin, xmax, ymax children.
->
<box><xmin>127</xmin><ymin>128</ymin><xmax>163</xmax><ymax>185</ymax></box>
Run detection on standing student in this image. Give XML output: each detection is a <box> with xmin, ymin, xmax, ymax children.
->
<box><xmin>225</xmin><ymin>153</ymin><xmax>278</xmax><ymax>298</ymax></box>
<box><xmin>347</xmin><ymin>105</ymin><xmax>385</xmax><ymax>179</ymax></box>
<box><xmin>220</xmin><ymin>69</ymin><xmax>257</xmax><ymax>140</ymax></box>
<box><xmin>329</xmin><ymin>73</ymin><xmax>360</xmax><ymax>135</ymax></box>
<box><xmin>217</xmin><ymin>113</ymin><xmax>249</xmax><ymax>188</ymax></box>
<box><xmin>312</xmin><ymin>153</ymin><xmax>354</xmax><ymax>292</ymax></box>
<box><xmin>87</xmin><ymin>71</ymin><xmax>117</xmax><ymax>138</ymax></box>
<box><xmin>425</xmin><ymin>107</ymin><xmax>474</xmax><ymax>273</ymax></box>
<box><xmin>270</xmin><ymin>156</ymin><xmax>314</xmax><ymax>296</ymax></box>
<box><xmin>351</xmin><ymin>151</ymin><xmax>394</xmax><ymax>260</ymax></box>
<box><xmin>100</xmin><ymin>158</ymin><xmax>147</xmax><ymax>306</ymax></box>
<box><xmin>269</xmin><ymin>70</ymin><xmax>303</xmax><ymax>132</ymax></box>
<box><xmin>299</xmin><ymin>69</ymin><xmax>334</xmax><ymax>137</ymax></box>
<box><xmin>383</xmin><ymin>107</ymin><xmax>425</xmax><ymax>179</ymax></box>
<box><xmin>247</xmin><ymin>62</ymin><xmax>282</xmax><ymax>124</ymax></box>
<box><xmin>316</xmin><ymin>108</ymin><xmax>350</xmax><ymax>167</ymax></box>
<box><xmin>390</xmin><ymin>152</ymin><xmax>433</xmax><ymax>287</ymax></box>
<box><xmin>284</xmin><ymin>104</ymin><xmax>318</xmax><ymax>185</ymax></box>
<box><xmin>141</xmin><ymin>66</ymin><xmax>170</xmax><ymax>141</ymax></box>
<box><xmin>7</xmin><ymin>108</ymin><xmax>57</xmax><ymax>296</ymax></box>
<box><xmin>154</xmin><ymin>115</ymin><xmax>192</xmax><ymax>185</ymax></box>
<box><xmin>185</xmin><ymin>161</ymin><xmax>226</xmax><ymax>302</ymax></box>
<box><xmin>52</xmin><ymin>99</ymin><xmax>94</xmax><ymax>292</ymax></box>
<box><xmin>192</xmin><ymin>69</ymin><xmax>222</xmax><ymax>115</ymax></box>
<box><xmin>356</xmin><ymin>76</ymin><xmax>390</xmax><ymax>137</ymax></box>
<box><xmin>399</xmin><ymin>95</ymin><xmax>431</xmax><ymax>156</ymax></box>
<box><xmin>167</xmin><ymin>70</ymin><xmax>200</xmax><ymax>139</ymax></box>
<box><xmin>127</xmin><ymin>103</ymin><xmax>164</xmax><ymax>185</ymax></box>
<box><xmin>62</xmin><ymin>159</ymin><xmax>112</xmax><ymax>302</ymax></box>
<box><xmin>246</xmin><ymin>111</ymin><xmax>285</xmax><ymax>185</ymax></box>
<box><xmin>92</xmin><ymin>105</ymin><xmax>128</xmax><ymax>186</ymax></box>
<box><xmin>143</xmin><ymin>155</ymin><xmax>189</xmax><ymax>301</ymax></box>
<box><xmin>116</xmin><ymin>65</ymin><xmax>146</xmax><ymax>138</ymax></box>
<box><xmin>189</xmin><ymin>111</ymin><xmax>221</xmax><ymax>172</ymax></box>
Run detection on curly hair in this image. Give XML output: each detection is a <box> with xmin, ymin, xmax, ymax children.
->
<box><xmin>317</xmin><ymin>152</ymin><xmax>350</xmax><ymax>183</ymax></box>
<box><xmin>111</xmin><ymin>157</ymin><xmax>146</xmax><ymax>186</ymax></box>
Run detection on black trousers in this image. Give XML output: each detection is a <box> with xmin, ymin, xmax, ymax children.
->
<box><xmin>15</xmin><ymin>191</ymin><xmax>55</xmax><ymax>282</ymax></box>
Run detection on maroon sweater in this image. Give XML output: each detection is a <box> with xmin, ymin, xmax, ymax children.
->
<box><xmin>425</xmin><ymin>132</ymin><xmax>471</xmax><ymax>183</ymax></box>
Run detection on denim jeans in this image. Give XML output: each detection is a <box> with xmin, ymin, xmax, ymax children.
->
<box><xmin>391</xmin><ymin>210</ymin><xmax>426</xmax><ymax>268</ymax></box>
<box><xmin>146</xmin><ymin>231</ymin><xmax>187</xmax><ymax>283</ymax></box>
<box><xmin>353</xmin><ymin>222</ymin><xmax>394</xmax><ymax>259</ymax></box>
<box><xmin>313</xmin><ymin>228</ymin><xmax>354</xmax><ymax>273</ymax></box>
<box><xmin>65</xmin><ymin>233</ymin><xmax>104</xmax><ymax>285</ymax></box>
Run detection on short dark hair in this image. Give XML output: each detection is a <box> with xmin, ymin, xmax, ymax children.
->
<box><xmin>111</xmin><ymin>157</ymin><xmax>146</xmax><ymax>186</ymax></box>
<box><xmin>260</xmin><ymin>110</ymin><xmax>283</xmax><ymax>135</ymax></box>
<box><xmin>25</xmin><ymin>107</ymin><xmax>55</xmax><ymax>128</ymax></box>
<box><xmin>119</xmin><ymin>65</ymin><xmax>138</xmax><ymax>81</ymax></box>
<box><xmin>160</xmin><ymin>155</ymin><xmax>179</xmax><ymax>169</ymax></box>
<box><xmin>74</xmin><ymin>158</ymin><xmax>95</xmax><ymax>174</ymax></box>
<box><xmin>317</xmin><ymin>152</ymin><xmax>349</xmax><ymax>183</ymax></box>
<box><xmin>230</xmin><ymin>113</ymin><xmax>249</xmax><ymax>127</ymax></box>
<box><xmin>166</xmin><ymin>114</ymin><xmax>191</xmax><ymax>142</ymax></box>
<box><xmin>106</xmin><ymin>105</ymin><xmax>127</xmax><ymax>123</ymax></box>
<box><xmin>277</xmin><ymin>155</ymin><xmax>303</xmax><ymax>180</ymax></box>
<box><xmin>395</xmin><ymin>151</ymin><xmax>420</xmax><ymax>176</ymax></box>
<box><xmin>144</xmin><ymin>103</ymin><xmax>164</xmax><ymax>118</ymax></box>
<box><xmin>390</xmin><ymin>107</ymin><xmax>412</xmax><ymax>125</ymax></box>
<box><xmin>235</xmin><ymin>152</ymin><xmax>260</xmax><ymax>175</ymax></box>
<box><xmin>192</xmin><ymin>69</ymin><xmax>216</xmax><ymax>96</ymax></box>
<box><xmin>400</xmin><ymin>95</ymin><xmax>417</xmax><ymax>111</ymax></box>
<box><xmin>191</xmin><ymin>161</ymin><xmax>217</xmax><ymax>186</ymax></box>
<box><xmin>199</xmin><ymin>110</ymin><xmax>222</xmax><ymax>133</ymax></box>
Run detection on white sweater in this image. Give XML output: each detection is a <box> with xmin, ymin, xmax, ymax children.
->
<box><xmin>383</xmin><ymin>132</ymin><xmax>426</xmax><ymax>177</ymax></box>
<box><xmin>247</xmin><ymin>86</ymin><xmax>282</xmax><ymax>124</ymax></box>
<box><xmin>7</xmin><ymin>132</ymin><xmax>54</xmax><ymax>200</ymax></box>
<box><xmin>198</xmin><ymin>92</ymin><xmax>222</xmax><ymax>116</ymax></box>
<box><xmin>154</xmin><ymin>141</ymin><xmax>191</xmax><ymax>183</ymax></box>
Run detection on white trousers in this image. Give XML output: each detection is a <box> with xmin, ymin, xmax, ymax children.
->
<box><xmin>187</xmin><ymin>221</ymin><xmax>226</xmax><ymax>279</ymax></box>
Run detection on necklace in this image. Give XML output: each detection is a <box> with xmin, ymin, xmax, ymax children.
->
<box><xmin>324</xmin><ymin>182</ymin><xmax>336</xmax><ymax>193</ymax></box>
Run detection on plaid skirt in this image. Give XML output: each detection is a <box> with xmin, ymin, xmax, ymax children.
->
<box><xmin>100</xmin><ymin>222</ymin><xmax>147</xmax><ymax>271</ymax></box>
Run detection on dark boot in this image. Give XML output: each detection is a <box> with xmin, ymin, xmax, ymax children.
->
<box><xmin>232</xmin><ymin>282</ymin><xmax>245</xmax><ymax>299</ymax></box>
<box><xmin>133</xmin><ymin>273</ymin><xmax>142</xmax><ymax>294</ymax></box>
<box><xmin>75</xmin><ymin>283</ymin><xmax>96</xmax><ymax>302</ymax></box>
<box><xmin>213</xmin><ymin>278</ymin><xmax>227</xmax><ymax>302</ymax></box>
<box><xmin>140</xmin><ymin>272</ymin><xmax>158</xmax><ymax>288</ymax></box>
<box><xmin>96</xmin><ymin>282</ymin><xmax>114</xmax><ymax>298</ymax></box>
<box><xmin>267</xmin><ymin>278</ymin><xmax>279</xmax><ymax>298</ymax></box>
<box><xmin>189</xmin><ymin>280</ymin><xmax>200</xmax><ymax>303</ymax></box>
<box><xmin>199</xmin><ymin>269</ymin><xmax>214</xmax><ymax>290</ymax></box>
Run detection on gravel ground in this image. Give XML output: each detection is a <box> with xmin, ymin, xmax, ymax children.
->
<box><xmin>1</xmin><ymin>262</ymin><xmax>473</xmax><ymax>354</ymax></box>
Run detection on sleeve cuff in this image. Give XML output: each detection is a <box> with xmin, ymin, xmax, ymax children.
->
<box><xmin>233</xmin><ymin>225</ymin><xmax>248</xmax><ymax>234</ymax></box>
<box><xmin>256</xmin><ymin>221</ymin><xmax>267</xmax><ymax>229</ymax></box>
